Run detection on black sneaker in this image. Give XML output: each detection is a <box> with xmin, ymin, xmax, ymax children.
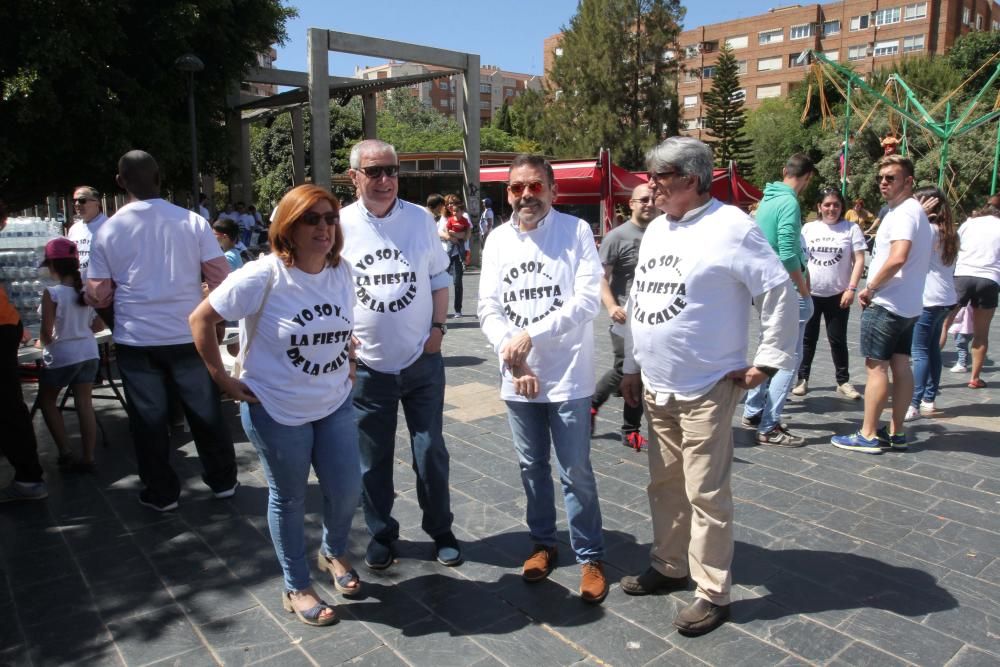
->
<box><xmin>741</xmin><ymin>413</ymin><xmax>761</xmax><ymax>428</ymax></box>
<box><xmin>364</xmin><ymin>537</ymin><xmax>395</xmax><ymax>570</ymax></box>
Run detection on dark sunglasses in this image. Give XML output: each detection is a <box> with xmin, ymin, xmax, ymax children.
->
<box><xmin>359</xmin><ymin>165</ymin><xmax>399</xmax><ymax>178</ymax></box>
<box><xmin>648</xmin><ymin>170</ymin><xmax>682</xmax><ymax>181</ymax></box>
<box><xmin>298</xmin><ymin>212</ymin><xmax>339</xmax><ymax>226</ymax></box>
<box><xmin>508</xmin><ymin>181</ymin><xmax>545</xmax><ymax>197</ymax></box>
<box><xmin>631</xmin><ymin>196</ymin><xmax>653</xmax><ymax>203</ymax></box>
<box><xmin>74</xmin><ymin>197</ymin><xmax>96</xmax><ymax>204</ymax></box>
<box><xmin>877</xmin><ymin>174</ymin><xmax>896</xmax><ymax>183</ymax></box>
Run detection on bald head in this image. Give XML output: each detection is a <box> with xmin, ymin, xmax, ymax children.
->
<box><xmin>629</xmin><ymin>183</ymin><xmax>656</xmax><ymax>227</ymax></box>
<box><xmin>117</xmin><ymin>150</ymin><xmax>161</xmax><ymax>200</ymax></box>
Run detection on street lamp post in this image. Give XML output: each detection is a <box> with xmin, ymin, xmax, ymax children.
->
<box><xmin>175</xmin><ymin>54</ymin><xmax>205</xmax><ymax>212</ymax></box>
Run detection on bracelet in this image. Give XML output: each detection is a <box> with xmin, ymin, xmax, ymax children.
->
<box><xmin>846</xmin><ymin>287</ymin><xmax>857</xmax><ymax>292</ymax></box>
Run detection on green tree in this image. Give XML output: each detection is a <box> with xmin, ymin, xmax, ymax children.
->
<box><xmin>508</xmin><ymin>89</ymin><xmax>547</xmax><ymax>145</ymax></box>
<box><xmin>376</xmin><ymin>90</ymin><xmax>463</xmax><ymax>152</ymax></box>
<box><xmin>545</xmin><ymin>0</ymin><xmax>684</xmax><ymax>169</ymax></box>
<box><xmin>0</xmin><ymin>0</ymin><xmax>295</xmax><ymax>208</ymax></box>
<box><xmin>743</xmin><ymin>98</ymin><xmax>821</xmax><ymax>187</ymax></box>
<box><xmin>701</xmin><ymin>43</ymin><xmax>752</xmax><ymax>168</ymax></box>
<box><xmin>494</xmin><ymin>101</ymin><xmax>513</xmax><ymax>134</ymax></box>
<box><xmin>947</xmin><ymin>30</ymin><xmax>1000</xmax><ymax>94</ymax></box>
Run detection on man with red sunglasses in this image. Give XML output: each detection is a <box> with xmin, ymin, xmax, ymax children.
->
<box><xmin>478</xmin><ymin>154</ymin><xmax>609</xmax><ymax>604</ymax></box>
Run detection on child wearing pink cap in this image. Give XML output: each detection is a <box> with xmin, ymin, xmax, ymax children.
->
<box><xmin>37</xmin><ymin>237</ymin><xmax>103</xmax><ymax>472</ymax></box>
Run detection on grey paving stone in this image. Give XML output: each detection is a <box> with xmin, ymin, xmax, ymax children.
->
<box><xmin>475</xmin><ymin>619</ymin><xmax>588</xmax><ymax>666</ymax></box>
<box><xmin>907</xmin><ymin>463</ymin><xmax>985</xmax><ymax>488</ymax></box>
<box><xmin>922</xmin><ymin>604</ymin><xmax>1000</xmax><ymax>657</ymax></box>
<box><xmin>862</xmin><ymin>465</ymin><xmax>939</xmax><ymax>492</ymax></box>
<box><xmin>840</xmin><ymin>608</ymin><xmax>964</xmax><ymax>666</ymax></box>
<box><xmin>940</xmin><ymin>571</ymin><xmax>1000</xmax><ymax>618</ymax></box>
<box><xmin>933</xmin><ymin>520</ymin><xmax>1000</xmax><ymax>557</ymax></box>
<box><xmin>197</xmin><ymin>606</ymin><xmax>291</xmax><ymax>665</ymax></box>
<box><xmin>829</xmin><ymin>641</ymin><xmax>911</xmax><ymax>667</ymax></box>
<box><xmin>105</xmin><ymin>608</ymin><xmax>203</xmax><ymax>666</ymax></box>
<box><xmin>765</xmin><ymin>617</ymin><xmax>853</xmax><ymax>663</ymax></box>
<box><xmin>14</xmin><ymin>572</ymin><xmax>94</xmax><ymax>626</ymax></box>
<box><xmin>144</xmin><ymin>646</ymin><xmax>219</xmax><ymax>666</ymax></box>
<box><xmin>946</xmin><ymin>645</ymin><xmax>1000</xmax><ymax>667</ymax></box>
<box><xmin>0</xmin><ymin>644</ymin><xmax>32</xmax><ymax>667</ymax></box>
<box><xmin>300</xmin><ymin>617</ymin><xmax>385</xmax><ymax>663</ymax></box>
<box><xmin>555</xmin><ymin>608</ymin><xmax>672</xmax><ymax>666</ymax></box>
<box><xmin>671</xmin><ymin>622</ymin><xmax>793</xmax><ymax>664</ymax></box>
<box><xmin>645</xmin><ymin>647</ymin><xmax>710</xmax><ymax>666</ymax></box>
<box><xmin>929</xmin><ymin>481</ymin><xmax>1000</xmax><ymax>514</ymax></box>
<box><xmin>378</xmin><ymin>616</ymin><xmax>493</xmax><ymax>666</ymax></box>
<box><xmin>0</xmin><ymin>604</ymin><xmax>23</xmax><ymax>652</ymax></box>
<box><xmin>247</xmin><ymin>647</ymin><xmax>316</xmax><ymax>666</ymax></box>
<box><xmin>339</xmin><ymin>645</ymin><xmax>408</xmax><ymax>666</ymax></box>
<box><xmin>892</xmin><ymin>530</ymin><xmax>969</xmax><ymax>565</ymax></box>
<box><xmin>90</xmin><ymin>572</ymin><xmax>177</xmax><ymax>622</ymax></box>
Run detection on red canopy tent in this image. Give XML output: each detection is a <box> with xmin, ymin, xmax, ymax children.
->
<box><xmin>481</xmin><ymin>152</ymin><xmax>761</xmax><ymax>232</ymax></box>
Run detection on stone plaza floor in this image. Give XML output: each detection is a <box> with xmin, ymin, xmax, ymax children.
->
<box><xmin>1</xmin><ymin>269</ymin><xmax>998</xmax><ymax>666</ymax></box>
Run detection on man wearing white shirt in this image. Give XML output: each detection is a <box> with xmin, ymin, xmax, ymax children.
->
<box><xmin>832</xmin><ymin>155</ymin><xmax>932</xmax><ymax>454</ymax></box>
<box><xmin>339</xmin><ymin>140</ymin><xmax>460</xmax><ymax>570</ymax></box>
<box><xmin>478</xmin><ymin>154</ymin><xmax>609</xmax><ymax>604</ymax></box>
<box><xmin>67</xmin><ymin>186</ymin><xmax>108</xmax><ymax>280</ymax></box>
<box><xmin>619</xmin><ymin>137</ymin><xmax>798</xmax><ymax>635</ymax></box>
<box><xmin>87</xmin><ymin>150</ymin><xmax>237</xmax><ymax>512</ymax></box>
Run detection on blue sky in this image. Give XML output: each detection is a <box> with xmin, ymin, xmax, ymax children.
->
<box><xmin>274</xmin><ymin>1</ymin><xmax>803</xmax><ymax>77</ymax></box>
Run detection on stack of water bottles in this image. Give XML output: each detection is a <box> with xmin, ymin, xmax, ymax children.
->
<box><xmin>0</xmin><ymin>216</ymin><xmax>63</xmax><ymax>335</ymax></box>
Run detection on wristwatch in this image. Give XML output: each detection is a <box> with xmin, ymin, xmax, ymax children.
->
<box><xmin>431</xmin><ymin>322</ymin><xmax>447</xmax><ymax>335</ymax></box>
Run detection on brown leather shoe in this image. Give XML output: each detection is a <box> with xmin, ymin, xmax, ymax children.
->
<box><xmin>620</xmin><ymin>567</ymin><xmax>688</xmax><ymax>596</ymax></box>
<box><xmin>673</xmin><ymin>597</ymin><xmax>730</xmax><ymax>636</ymax></box>
<box><xmin>579</xmin><ymin>561</ymin><xmax>609</xmax><ymax>604</ymax></box>
<box><xmin>522</xmin><ymin>544</ymin><xmax>557</xmax><ymax>582</ymax></box>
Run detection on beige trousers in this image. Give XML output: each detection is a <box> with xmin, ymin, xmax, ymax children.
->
<box><xmin>644</xmin><ymin>378</ymin><xmax>743</xmax><ymax>605</ymax></box>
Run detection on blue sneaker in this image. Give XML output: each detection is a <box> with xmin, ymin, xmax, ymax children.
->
<box><xmin>875</xmin><ymin>427</ymin><xmax>908</xmax><ymax>451</ymax></box>
<box><xmin>831</xmin><ymin>431</ymin><xmax>883</xmax><ymax>454</ymax></box>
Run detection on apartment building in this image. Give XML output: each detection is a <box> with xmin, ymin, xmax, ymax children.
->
<box><xmin>678</xmin><ymin>0</ymin><xmax>1000</xmax><ymax>137</ymax></box>
<box><xmin>354</xmin><ymin>62</ymin><xmax>543</xmax><ymax>126</ymax></box>
<box><xmin>243</xmin><ymin>48</ymin><xmax>278</xmax><ymax>98</ymax></box>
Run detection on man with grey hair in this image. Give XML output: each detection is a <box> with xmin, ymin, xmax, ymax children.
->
<box><xmin>619</xmin><ymin>137</ymin><xmax>797</xmax><ymax>635</ymax></box>
<box><xmin>339</xmin><ymin>139</ymin><xmax>461</xmax><ymax>570</ymax></box>
<box><xmin>87</xmin><ymin>150</ymin><xmax>237</xmax><ymax>512</ymax></box>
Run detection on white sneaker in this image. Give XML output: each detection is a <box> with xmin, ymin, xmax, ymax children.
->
<box><xmin>949</xmin><ymin>363</ymin><xmax>968</xmax><ymax>373</ymax></box>
<box><xmin>918</xmin><ymin>401</ymin><xmax>936</xmax><ymax>416</ymax></box>
<box><xmin>903</xmin><ymin>405</ymin><xmax>920</xmax><ymax>421</ymax></box>
<box><xmin>213</xmin><ymin>482</ymin><xmax>240</xmax><ymax>499</ymax></box>
<box><xmin>837</xmin><ymin>383</ymin><xmax>862</xmax><ymax>400</ymax></box>
<box><xmin>791</xmin><ymin>379</ymin><xmax>808</xmax><ymax>396</ymax></box>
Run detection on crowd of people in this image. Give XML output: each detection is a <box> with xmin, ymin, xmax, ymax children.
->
<box><xmin>0</xmin><ymin>135</ymin><xmax>997</xmax><ymax>636</ymax></box>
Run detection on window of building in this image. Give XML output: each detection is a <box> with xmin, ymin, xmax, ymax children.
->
<box><xmin>732</xmin><ymin>89</ymin><xmax>746</xmax><ymax>103</ymax></box>
<box><xmin>726</xmin><ymin>34</ymin><xmax>749</xmax><ymax>49</ymax></box>
<box><xmin>756</xmin><ymin>84</ymin><xmax>782</xmax><ymax>99</ymax></box>
<box><xmin>823</xmin><ymin>19</ymin><xmax>841</xmax><ymax>35</ymax></box>
<box><xmin>480</xmin><ymin>83</ymin><xmax>492</xmax><ymax>94</ymax></box>
<box><xmin>848</xmin><ymin>44</ymin><xmax>869</xmax><ymax>60</ymax></box>
<box><xmin>702</xmin><ymin>66</ymin><xmax>716</xmax><ymax>78</ymax></box>
<box><xmin>417</xmin><ymin>159</ymin><xmax>436</xmax><ymax>171</ymax></box>
<box><xmin>904</xmin><ymin>2</ymin><xmax>927</xmax><ymax>21</ymax></box>
<box><xmin>479</xmin><ymin>100</ymin><xmax>490</xmax><ymax>109</ymax></box>
<box><xmin>685</xmin><ymin>44</ymin><xmax>701</xmax><ymax>58</ymax></box>
<box><xmin>823</xmin><ymin>50</ymin><xmax>840</xmax><ymax>61</ymax></box>
<box><xmin>757</xmin><ymin>56</ymin><xmax>782</xmax><ymax>71</ymax></box>
<box><xmin>663</xmin><ymin>49</ymin><xmax>677</xmax><ymax>61</ymax></box>
<box><xmin>702</xmin><ymin>41</ymin><xmax>719</xmax><ymax>53</ymax></box>
<box><xmin>962</xmin><ymin>7</ymin><xmax>970</xmax><ymax>25</ymax></box>
<box><xmin>903</xmin><ymin>34</ymin><xmax>925</xmax><ymax>52</ymax></box>
<box><xmin>737</xmin><ymin>60</ymin><xmax>748</xmax><ymax>74</ymax></box>
<box><xmin>994</xmin><ymin>20</ymin><xmax>1000</xmax><ymax>31</ymax></box>
<box><xmin>439</xmin><ymin>81</ymin><xmax>448</xmax><ymax>90</ymax></box>
<box><xmin>874</xmin><ymin>39</ymin><xmax>899</xmax><ymax>56</ymax></box>
<box><xmin>976</xmin><ymin>14</ymin><xmax>983</xmax><ymax>30</ymax></box>
<box><xmin>684</xmin><ymin>117</ymin><xmax>704</xmax><ymax>130</ymax></box>
<box><xmin>504</xmin><ymin>89</ymin><xmax>514</xmax><ymax>98</ymax></box>
<box><xmin>683</xmin><ymin>94</ymin><xmax>699</xmax><ymax>107</ymax></box>
<box><xmin>439</xmin><ymin>98</ymin><xmax>448</xmax><ymax>107</ymax></box>
<box><xmin>684</xmin><ymin>69</ymin><xmax>700</xmax><ymax>81</ymax></box>
<box><xmin>554</xmin><ymin>47</ymin><xmax>564</xmax><ymax>56</ymax></box>
<box><xmin>758</xmin><ymin>29</ymin><xmax>783</xmax><ymax>45</ymax></box>
<box><xmin>439</xmin><ymin>159</ymin><xmax>462</xmax><ymax>172</ymax></box>
<box><xmin>399</xmin><ymin>161</ymin><xmax>417</xmax><ymax>173</ymax></box>
<box><xmin>790</xmin><ymin>23</ymin><xmax>813</xmax><ymax>39</ymax></box>
<box><xmin>874</xmin><ymin>7</ymin><xmax>901</xmax><ymax>26</ymax></box>
<box><xmin>789</xmin><ymin>51</ymin><xmax>810</xmax><ymax>67</ymax></box>
<box><xmin>850</xmin><ymin>14</ymin><xmax>870</xmax><ymax>31</ymax></box>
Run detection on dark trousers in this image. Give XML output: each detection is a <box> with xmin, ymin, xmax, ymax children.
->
<box><xmin>447</xmin><ymin>253</ymin><xmax>464</xmax><ymax>313</ymax></box>
<box><xmin>116</xmin><ymin>342</ymin><xmax>236</xmax><ymax>505</ymax></box>
<box><xmin>0</xmin><ymin>323</ymin><xmax>43</xmax><ymax>483</ymax></box>
<box><xmin>592</xmin><ymin>328</ymin><xmax>643</xmax><ymax>433</ymax></box>
<box><xmin>799</xmin><ymin>294</ymin><xmax>852</xmax><ymax>384</ymax></box>
<box><xmin>353</xmin><ymin>352</ymin><xmax>452</xmax><ymax>542</ymax></box>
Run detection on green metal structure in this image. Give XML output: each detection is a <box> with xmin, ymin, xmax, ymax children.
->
<box><xmin>809</xmin><ymin>50</ymin><xmax>1000</xmax><ymax>195</ymax></box>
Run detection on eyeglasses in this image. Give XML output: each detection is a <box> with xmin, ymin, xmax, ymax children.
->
<box><xmin>877</xmin><ymin>174</ymin><xmax>896</xmax><ymax>184</ymax></box>
<box><xmin>508</xmin><ymin>181</ymin><xmax>545</xmax><ymax>197</ymax></box>
<box><xmin>298</xmin><ymin>212</ymin><xmax>339</xmax><ymax>226</ymax></box>
<box><xmin>631</xmin><ymin>197</ymin><xmax>653</xmax><ymax>203</ymax></box>
<box><xmin>74</xmin><ymin>198</ymin><xmax>96</xmax><ymax>205</ymax></box>
<box><xmin>820</xmin><ymin>187</ymin><xmax>839</xmax><ymax>196</ymax></box>
<box><xmin>359</xmin><ymin>165</ymin><xmax>399</xmax><ymax>178</ymax></box>
<box><xmin>648</xmin><ymin>170</ymin><xmax>681</xmax><ymax>181</ymax></box>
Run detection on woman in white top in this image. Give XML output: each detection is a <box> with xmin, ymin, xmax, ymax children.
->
<box><xmin>190</xmin><ymin>185</ymin><xmax>359</xmax><ymax>627</ymax></box>
<box><xmin>36</xmin><ymin>237</ymin><xmax>102</xmax><ymax>472</ymax></box>
<box><xmin>952</xmin><ymin>202</ymin><xmax>1000</xmax><ymax>388</ymax></box>
<box><xmin>906</xmin><ymin>187</ymin><xmax>959</xmax><ymax>419</ymax></box>
<box><xmin>794</xmin><ymin>187</ymin><xmax>866</xmax><ymax>399</ymax></box>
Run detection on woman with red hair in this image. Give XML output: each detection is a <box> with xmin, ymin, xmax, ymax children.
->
<box><xmin>190</xmin><ymin>185</ymin><xmax>360</xmax><ymax>627</ymax></box>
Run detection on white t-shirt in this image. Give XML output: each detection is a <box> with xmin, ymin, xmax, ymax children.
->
<box><xmin>628</xmin><ymin>200</ymin><xmax>789</xmax><ymax>398</ymax></box>
<box><xmin>868</xmin><ymin>197</ymin><xmax>932</xmax><ymax>318</ymax></box>
<box><xmin>955</xmin><ymin>215</ymin><xmax>1000</xmax><ymax>286</ymax></box>
<box><xmin>802</xmin><ymin>219</ymin><xmax>866</xmax><ymax>297</ymax></box>
<box><xmin>340</xmin><ymin>199</ymin><xmax>451</xmax><ymax>373</ymax></box>
<box><xmin>40</xmin><ymin>284</ymin><xmax>98</xmax><ymax>369</ymax></box>
<box><xmin>67</xmin><ymin>213</ymin><xmax>108</xmax><ymax>280</ymax></box>
<box><xmin>88</xmin><ymin>199</ymin><xmax>224</xmax><ymax>346</ymax></box>
<box><xmin>923</xmin><ymin>225</ymin><xmax>957</xmax><ymax>308</ymax></box>
<box><xmin>478</xmin><ymin>209</ymin><xmax>602</xmax><ymax>402</ymax></box>
<box><xmin>210</xmin><ymin>255</ymin><xmax>355</xmax><ymax>426</ymax></box>
<box><xmin>237</xmin><ymin>213</ymin><xmax>255</xmax><ymax>232</ymax></box>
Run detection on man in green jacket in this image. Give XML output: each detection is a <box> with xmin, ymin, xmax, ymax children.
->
<box><xmin>743</xmin><ymin>153</ymin><xmax>815</xmax><ymax>447</ymax></box>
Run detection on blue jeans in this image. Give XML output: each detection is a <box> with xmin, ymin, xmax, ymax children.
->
<box><xmin>505</xmin><ymin>397</ymin><xmax>605</xmax><ymax>563</ymax></box>
<box><xmin>911</xmin><ymin>305</ymin><xmax>952</xmax><ymax>407</ymax></box>
<box><xmin>744</xmin><ymin>294</ymin><xmax>814</xmax><ymax>433</ymax></box>
<box><xmin>354</xmin><ymin>352</ymin><xmax>452</xmax><ymax>543</ymax></box>
<box><xmin>116</xmin><ymin>342</ymin><xmax>236</xmax><ymax>506</ymax></box>
<box><xmin>241</xmin><ymin>399</ymin><xmax>361</xmax><ymax>592</ymax></box>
